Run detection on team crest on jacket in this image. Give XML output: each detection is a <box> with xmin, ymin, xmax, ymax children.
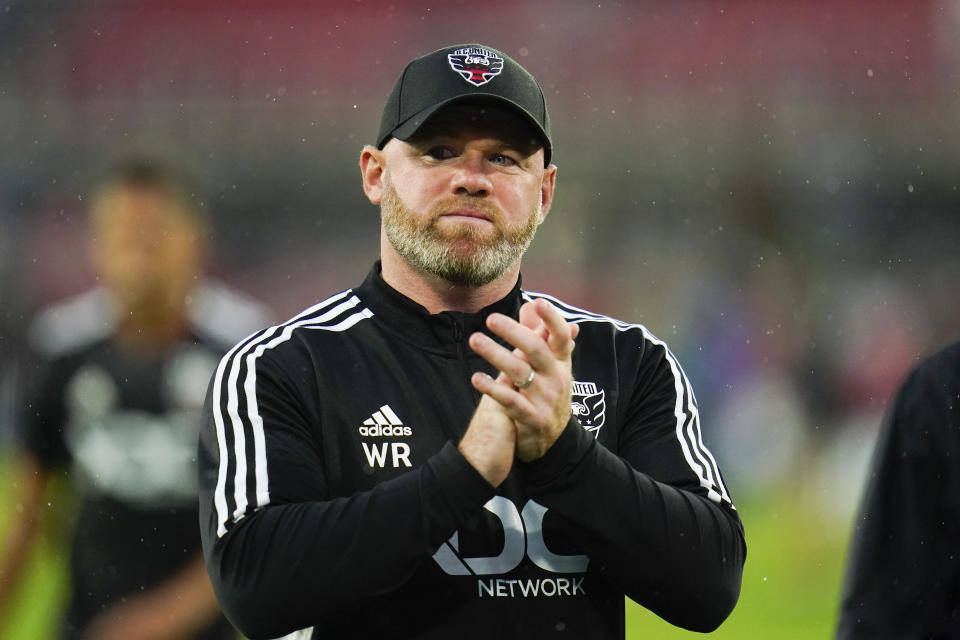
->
<box><xmin>571</xmin><ymin>381</ymin><xmax>605</xmax><ymax>437</ymax></box>
<box><xmin>447</xmin><ymin>46</ymin><xmax>504</xmax><ymax>86</ymax></box>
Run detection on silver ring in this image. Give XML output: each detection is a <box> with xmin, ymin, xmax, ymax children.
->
<box><xmin>515</xmin><ymin>369</ymin><xmax>536</xmax><ymax>389</ymax></box>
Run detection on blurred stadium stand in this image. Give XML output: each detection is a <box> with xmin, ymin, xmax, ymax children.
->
<box><xmin>1</xmin><ymin>0</ymin><xmax>959</xmax><ymax>555</ymax></box>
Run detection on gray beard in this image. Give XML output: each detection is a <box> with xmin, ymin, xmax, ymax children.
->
<box><xmin>380</xmin><ymin>177</ymin><xmax>540</xmax><ymax>287</ymax></box>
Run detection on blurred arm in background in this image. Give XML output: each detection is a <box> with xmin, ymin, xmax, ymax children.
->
<box><xmin>836</xmin><ymin>340</ymin><xmax>960</xmax><ymax>639</ymax></box>
<box><xmin>0</xmin><ymin>454</ymin><xmax>48</xmax><ymax>621</ymax></box>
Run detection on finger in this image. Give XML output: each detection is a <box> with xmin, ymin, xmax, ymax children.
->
<box><xmin>533</xmin><ymin>299</ymin><xmax>576</xmax><ymax>357</ymax></box>
<box><xmin>469</xmin><ymin>331</ymin><xmax>537</xmax><ymax>385</ymax></box>
<box><xmin>520</xmin><ymin>301</ymin><xmax>550</xmax><ymax>343</ymax></box>
<box><xmin>569</xmin><ymin>323</ymin><xmax>580</xmax><ymax>341</ymax></box>
<box><xmin>485</xmin><ymin>313</ymin><xmax>554</xmax><ymax>372</ymax></box>
<box><xmin>471</xmin><ymin>371</ymin><xmax>537</xmax><ymax>417</ymax></box>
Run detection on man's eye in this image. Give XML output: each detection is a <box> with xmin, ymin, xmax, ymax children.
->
<box><xmin>425</xmin><ymin>146</ymin><xmax>455</xmax><ymax>160</ymax></box>
<box><xmin>490</xmin><ymin>153</ymin><xmax>517</xmax><ymax>166</ymax></box>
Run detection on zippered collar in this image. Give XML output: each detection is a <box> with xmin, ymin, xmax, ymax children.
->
<box><xmin>355</xmin><ymin>261</ymin><xmax>524</xmax><ymax>355</ymax></box>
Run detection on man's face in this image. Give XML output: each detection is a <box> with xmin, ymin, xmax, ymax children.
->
<box><xmin>89</xmin><ymin>185</ymin><xmax>205</xmax><ymax>315</ymax></box>
<box><xmin>374</xmin><ymin>105</ymin><xmax>555</xmax><ymax>286</ymax></box>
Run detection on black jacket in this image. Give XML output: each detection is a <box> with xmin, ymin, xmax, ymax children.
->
<box><xmin>198</xmin><ymin>263</ymin><xmax>745</xmax><ymax>639</ymax></box>
<box><xmin>837</xmin><ymin>340</ymin><xmax>960</xmax><ymax>638</ymax></box>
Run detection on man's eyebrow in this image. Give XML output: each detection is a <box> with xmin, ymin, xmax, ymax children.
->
<box><xmin>495</xmin><ymin>137</ymin><xmax>542</xmax><ymax>158</ymax></box>
<box><xmin>405</xmin><ymin>130</ymin><xmax>455</xmax><ymax>146</ymax></box>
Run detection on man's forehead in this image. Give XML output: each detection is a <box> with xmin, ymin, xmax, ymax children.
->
<box><xmin>409</xmin><ymin>104</ymin><xmax>543</xmax><ymax>150</ymax></box>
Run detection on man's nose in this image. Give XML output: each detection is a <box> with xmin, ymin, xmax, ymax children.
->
<box><xmin>451</xmin><ymin>154</ymin><xmax>493</xmax><ymax>197</ymax></box>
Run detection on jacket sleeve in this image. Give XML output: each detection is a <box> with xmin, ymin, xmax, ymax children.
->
<box><xmin>836</xmin><ymin>351</ymin><xmax>960</xmax><ymax>639</ymax></box>
<box><xmin>197</xmin><ymin>340</ymin><xmax>495</xmax><ymax>639</ymax></box>
<box><xmin>522</xmin><ymin>334</ymin><xmax>746</xmax><ymax>632</ymax></box>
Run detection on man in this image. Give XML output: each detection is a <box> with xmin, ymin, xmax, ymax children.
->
<box><xmin>836</xmin><ymin>339</ymin><xmax>960</xmax><ymax>638</ymax></box>
<box><xmin>0</xmin><ymin>158</ymin><xmax>266</xmax><ymax>638</ymax></box>
<box><xmin>199</xmin><ymin>44</ymin><xmax>745</xmax><ymax>639</ymax></box>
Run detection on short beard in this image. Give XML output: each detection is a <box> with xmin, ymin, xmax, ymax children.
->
<box><xmin>381</xmin><ymin>176</ymin><xmax>540</xmax><ymax>287</ymax></box>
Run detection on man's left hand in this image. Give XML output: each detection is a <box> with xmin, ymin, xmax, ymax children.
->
<box><xmin>468</xmin><ymin>299</ymin><xmax>579</xmax><ymax>462</ymax></box>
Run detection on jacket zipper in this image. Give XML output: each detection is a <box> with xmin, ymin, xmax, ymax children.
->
<box><xmin>449</xmin><ymin>315</ymin><xmax>481</xmax><ymax>401</ymax></box>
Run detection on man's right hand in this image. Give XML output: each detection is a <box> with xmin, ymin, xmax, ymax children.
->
<box><xmin>458</xmin><ymin>390</ymin><xmax>516</xmax><ymax>487</ymax></box>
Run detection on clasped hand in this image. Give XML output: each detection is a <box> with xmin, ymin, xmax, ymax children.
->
<box><xmin>458</xmin><ymin>299</ymin><xmax>579</xmax><ymax>486</ymax></box>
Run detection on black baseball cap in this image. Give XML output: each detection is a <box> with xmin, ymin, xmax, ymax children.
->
<box><xmin>377</xmin><ymin>44</ymin><xmax>552</xmax><ymax>165</ymax></box>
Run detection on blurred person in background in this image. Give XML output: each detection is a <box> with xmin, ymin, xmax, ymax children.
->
<box><xmin>0</xmin><ymin>157</ymin><xmax>267</xmax><ymax>639</ymax></box>
<box><xmin>199</xmin><ymin>44</ymin><xmax>745</xmax><ymax>639</ymax></box>
<box><xmin>836</xmin><ymin>339</ymin><xmax>960</xmax><ymax>638</ymax></box>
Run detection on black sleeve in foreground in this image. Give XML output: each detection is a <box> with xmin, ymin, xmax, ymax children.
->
<box><xmin>836</xmin><ymin>352</ymin><xmax>960</xmax><ymax>639</ymax></box>
<box><xmin>523</xmin><ymin>418</ymin><xmax>745</xmax><ymax>632</ymax></box>
<box><xmin>198</xmin><ymin>344</ymin><xmax>496</xmax><ymax>640</ymax></box>
<box><xmin>200</xmin><ymin>440</ymin><xmax>494</xmax><ymax>639</ymax></box>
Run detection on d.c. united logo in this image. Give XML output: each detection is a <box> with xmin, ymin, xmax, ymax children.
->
<box><xmin>571</xmin><ymin>381</ymin><xmax>605</xmax><ymax>438</ymax></box>
<box><xmin>447</xmin><ymin>46</ymin><xmax>504</xmax><ymax>86</ymax></box>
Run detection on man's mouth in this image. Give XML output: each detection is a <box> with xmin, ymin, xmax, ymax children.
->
<box><xmin>440</xmin><ymin>208</ymin><xmax>494</xmax><ymax>223</ymax></box>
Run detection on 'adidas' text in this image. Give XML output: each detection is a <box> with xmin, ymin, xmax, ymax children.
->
<box><xmin>358</xmin><ymin>425</ymin><xmax>412</xmax><ymax>437</ymax></box>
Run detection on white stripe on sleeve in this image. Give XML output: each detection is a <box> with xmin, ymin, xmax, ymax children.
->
<box><xmin>211</xmin><ymin>289</ymin><xmax>363</xmax><ymax>537</ymax></box>
<box><xmin>522</xmin><ymin>291</ymin><xmax>732</xmax><ymax>507</ymax></box>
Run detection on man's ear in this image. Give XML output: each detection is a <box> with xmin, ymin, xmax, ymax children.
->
<box><xmin>360</xmin><ymin>145</ymin><xmax>385</xmax><ymax>204</ymax></box>
<box><xmin>538</xmin><ymin>163</ymin><xmax>557</xmax><ymax>224</ymax></box>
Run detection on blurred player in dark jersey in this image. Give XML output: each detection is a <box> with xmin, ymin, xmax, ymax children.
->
<box><xmin>837</xmin><ymin>339</ymin><xmax>960</xmax><ymax>638</ymax></box>
<box><xmin>0</xmin><ymin>158</ymin><xmax>267</xmax><ymax>639</ymax></box>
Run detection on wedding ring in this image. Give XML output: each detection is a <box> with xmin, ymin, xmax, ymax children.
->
<box><xmin>515</xmin><ymin>369</ymin><xmax>536</xmax><ymax>389</ymax></box>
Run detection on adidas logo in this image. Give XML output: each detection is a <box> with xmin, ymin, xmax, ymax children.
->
<box><xmin>359</xmin><ymin>404</ymin><xmax>413</xmax><ymax>437</ymax></box>
<box><xmin>359</xmin><ymin>404</ymin><xmax>414</xmax><ymax>469</ymax></box>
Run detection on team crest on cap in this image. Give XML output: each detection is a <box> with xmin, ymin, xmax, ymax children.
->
<box><xmin>571</xmin><ymin>380</ymin><xmax>606</xmax><ymax>438</ymax></box>
<box><xmin>447</xmin><ymin>46</ymin><xmax>504</xmax><ymax>87</ymax></box>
